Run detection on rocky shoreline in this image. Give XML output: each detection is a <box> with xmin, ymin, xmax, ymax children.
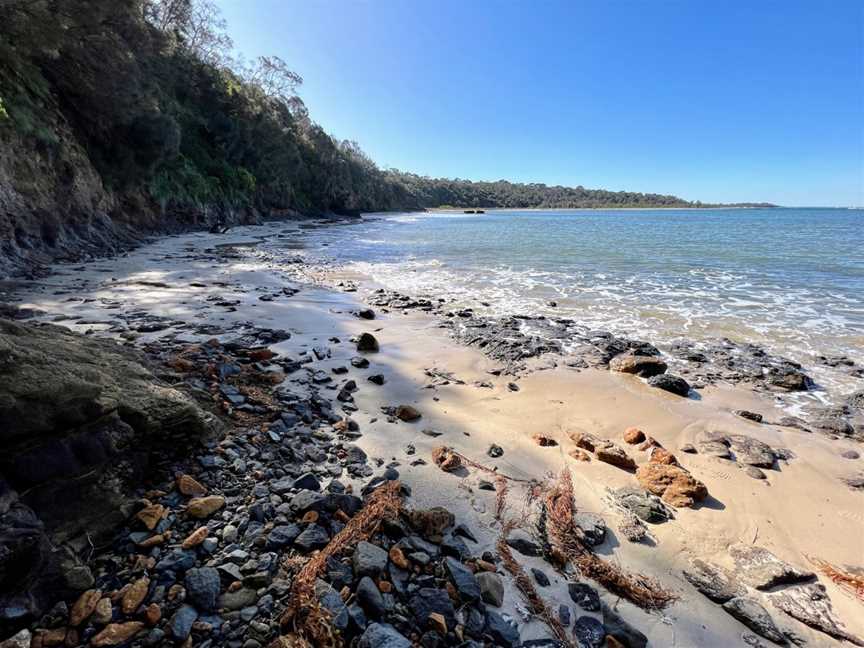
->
<box><xmin>1</xmin><ymin>222</ymin><xmax>863</xmax><ymax>648</ymax></box>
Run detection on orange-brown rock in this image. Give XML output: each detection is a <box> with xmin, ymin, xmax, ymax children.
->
<box><xmin>389</xmin><ymin>546</ymin><xmax>409</xmax><ymax>570</ymax></box>
<box><xmin>378</xmin><ymin>580</ymin><xmax>392</xmax><ymax>593</ymax></box>
<box><xmin>638</xmin><ymin>436</ymin><xmax>660</xmax><ymax>451</ymax></box>
<box><xmin>143</xmin><ymin>603</ymin><xmax>161</xmax><ymax>625</ymax></box>
<box><xmin>623</xmin><ymin>427</ymin><xmax>646</xmax><ymax>444</ymax></box>
<box><xmin>187</xmin><ymin>495</ymin><xmax>225</xmax><ymax>518</ymax></box>
<box><xmin>138</xmin><ymin>532</ymin><xmax>169</xmax><ymax>548</ymax></box>
<box><xmin>569</xmin><ymin>431</ymin><xmax>601</xmax><ymax>452</ymax></box>
<box><xmin>301</xmin><ymin>511</ymin><xmax>319</xmax><ymax>524</ymax></box>
<box><xmin>121</xmin><ymin>576</ymin><xmax>150</xmax><ymax>614</ymax></box>
<box><xmin>475</xmin><ymin>559</ymin><xmax>497</xmax><ymax>572</ymax></box>
<box><xmin>135</xmin><ymin>504</ymin><xmax>165</xmax><ymax>530</ymax></box>
<box><xmin>92</xmin><ymin>598</ymin><xmax>113</xmax><ymax>625</ymax></box>
<box><xmin>38</xmin><ymin>628</ymin><xmax>67</xmax><ymax>647</ymax></box>
<box><xmin>532</xmin><ymin>434</ymin><xmax>558</xmax><ymax>447</ymax></box>
<box><xmin>408</xmin><ymin>507</ymin><xmax>455</xmax><ymax>539</ymax></box>
<box><xmin>177</xmin><ymin>474</ymin><xmax>207</xmax><ymax>497</ymax></box>
<box><xmin>431</xmin><ymin>446</ymin><xmax>462</xmax><ymax>472</ymax></box>
<box><xmin>91</xmin><ymin>622</ymin><xmax>145</xmax><ymax>647</ymax></box>
<box><xmin>182</xmin><ymin>526</ymin><xmax>208</xmax><ymax>549</ymax></box>
<box><xmin>168</xmin><ymin>584</ymin><xmax>185</xmax><ymax>601</ymax></box>
<box><xmin>69</xmin><ymin>589</ymin><xmax>101</xmax><ymax>626</ymax></box>
<box><xmin>649</xmin><ymin>447</ymin><xmax>679</xmax><ymax>465</ymax></box>
<box><xmin>635</xmin><ymin>463</ymin><xmax>708</xmax><ymax>507</ymax></box>
<box><xmin>429</xmin><ymin>612</ymin><xmax>448</xmax><ymax>634</ymax></box>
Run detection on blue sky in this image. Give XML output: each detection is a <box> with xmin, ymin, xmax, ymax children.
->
<box><xmin>217</xmin><ymin>0</ymin><xmax>863</xmax><ymax>206</ymax></box>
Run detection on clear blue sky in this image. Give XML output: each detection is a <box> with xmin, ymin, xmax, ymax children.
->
<box><xmin>216</xmin><ymin>0</ymin><xmax>863</xmax><ymax>206</ymax></box>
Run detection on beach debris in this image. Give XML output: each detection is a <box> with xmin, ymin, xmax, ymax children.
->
<box><xmin>635</xmin><ymin>463</ymin><xmax>708</xmax><ymax>508</ymax></box>
<box><xmin>807</xmin><ymin>556</ymin><xmax>864</xmax><ymax>603</ymax></box>
<box><xmin>545</xmin><ymin>470</ymin><xmax>677</xmax><ymax>610</ymax></box>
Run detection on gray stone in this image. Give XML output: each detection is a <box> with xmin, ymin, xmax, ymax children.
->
<box><xmin>355</xmin><ymin>576</ymin><xmax>386</xmax><ymax>619</ymax></box>
<box><xmin>169</xmin><ymin>604</ymin><xmax>198</xmax><ymax>640</ymax></box>
<box><xmin>293</xmin><ymin>524</ymin><xmax>330</xmax><ymax>552</ymax></box>
<box><xmin>769</xmin><ymin>583</ymin><xmax>861</xmax><ymax>644</ymax></box>
<box><xmin>484</xmin><ymin>610</ymin><xmax>520</xmax><ymax>648</ymax></box>
<box><xmin>683</xmin><ymin>558</ymin><xmax>744</xmax><ymax>603</ymax></box>
<box><xmin>574</xmin><ymin>512</ymin><xmax>607</xmax><ymax>546</ymax></box>
<box><xmin>729</xmin><ymin>544</ymin><xmax>814</xmax><ymax>590</ymax></box>
<box><xmin>314</xmin><ymin>580</ymin><xmax>348</xmax><ymax>631</ymax></box>
<box><xmin>727</xmin><ymin>435</ymin><xmax>775</xmax><ymax>468</ymax></box>
<box><xmin>477</xmin><ymin>571</ymin><xmax>504</xmax><ymax>607</ymax></box>
<box><xmin>613</xmin><ymin>486</ymin><xmax>672</xmax><ymax>523</ymax></box>
<box><xmin>408</xmin><ymin>588</ymin><xmax>456</xmax><ymax>629</ymax></box>
<box><xmin>353</xmin><ymin>541</ymin><xmax>389</xmax><ymax>578</ymax></box>
<box><xmin>217</xmin><ymin>587</ymin><xmax>258</xmax><ymax>611</ymax></box>
<box><xmin>722</xmin><ymin>596</ymin><xmax>787</xmax><ymax>644</ymax></box>
<box><xmin>444</xmin><ymin>557</ymin><xmax>481</xmax><ymax>601</ymax></box>
<box><xmin>185</xmin><ymin>567</ymin><xmax>221</xmax><ymax>612</ymax></box>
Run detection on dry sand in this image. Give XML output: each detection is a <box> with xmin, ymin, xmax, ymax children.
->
<box><xmin>11</xmin><ymin>221</ymin><xmax>864</xmax><ymax>647</ymax></box>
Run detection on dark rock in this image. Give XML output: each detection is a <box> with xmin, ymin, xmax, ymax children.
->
<box><xmin>567</xmin><ymin>582</ymin><xmax>601</xmax><ymax>612</ymax></box>
<box><xmin>734</xmin><ymin>410</ymin><xmax>764</xmax><ymax>423</ymax></box>
<box><xmin>315</xmin><ymin>580</ymin><xmax>348</xmax><ymax>632</ymax></box>
<box><xmin>487</xmin><ymin>444</ymin><xmax>504</xmax><ymax>458</ymax></box>
<box><xmin>573</xmin><ymin>512</ymin><xmax>606</xmax><ymax>546</ymax></box>
<box><xmin>647</xmin><ymin>374</ymin><xmax>691</xmax><ymax>396</ymax></box>
<box><xmin>168</xmin><ymin>605</ymin><xmax>198</xmax><ymax>640</ymax></box>
<box><xmin>355</xmin><ymin>577</ymin><xmax>387</xmax><ymax>619</ymax></box>
<box><xmin>353</xmin><ymin>541</ymin><xmax>389</xmax><ymax>578</ymax></box>
<box><xmin>531</xmin><ymin>568</ymin><xmax>550</xmax><ymax>587</ymax></box>
<box><xmin>444</xmin><ymin>557</ymin><xmax>481</xmax><ymax>601</ymax></box>
<box><xmin>184</xmin><ymin>567</ymin><xmax>220</xmax><ymax>612</ymax></box>
<box><xmin>601</xmin><ymin>601</ymin><xmax>647</xmax><ymax>648</ymax></box>
<box><xmin>357</xmin><ymin>309</ymin><xmax>376</xmax><ymax>320</ymax></box>
<box><xmin>351</xmin><ymin>357</ymin><xmax>370</xmax><ymax>369</ymax></box>
<box><xmin>368</xmin><ymin>374</ymin><xmax>385</xmax><ymax>385</ymax></box>
<box><xmin>484</xmin><ymin>610</ymin><xmax>520</xmax><ymax>648</ymax></box>
<box><xmin>356</xmin><ymin>333</ymin><xmax>379</xmax><ymax>352</ymax></box>
<box><xmin>292</xmin><ymin>524</ymin><xmax>330</xmax><ymax>552</ymax></box>
<box><xmin>358</xmin><ymin>623</ymin><xmax>411</xmax><ymax>648</ymax></box>
<box><xmin>505</xmin><ymin>531</ymin><xmax>541</xmax><ymax>556</ymax></box>
<box><xmin>573</xmin><ymin>616</ymin><xmax>606</xmax><ymax>647</ymax></box>
<box><xmin>266</xmin><ymin>524</ymin><xmax>301</xmax><ymax>550</ymax></box>
<box><xmin>408</xmin><ymin>588</ymin><xmax>456</xmax><ymax>629</ymax></box>
<box><xmin>394</xmin><ymin>405</ymin><xmax>421</xmax><ymax>422</ymax></box>
<box><xmin>292</xmin><ymin>473</ymin><xmax>321</xmax><ymax>492</ymax></box>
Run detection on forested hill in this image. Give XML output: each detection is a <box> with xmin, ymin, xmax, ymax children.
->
<box><xmin>0</xmin><ymin>0</ymin><xmax>770</xmax><ymax>275</ymax></box>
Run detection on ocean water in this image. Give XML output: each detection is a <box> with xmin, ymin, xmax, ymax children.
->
<box><xmin>287</xmin><ymin>208</ymin><xmax>864</xmax><ymax>392</ymax></box>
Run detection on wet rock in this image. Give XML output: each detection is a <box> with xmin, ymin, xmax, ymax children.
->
<box><xmin>635</xmin><ymin>463</ymin><xmax>707</xmax><ymax>507</ymax></box>
<box><xmin>729</xmin><ymin>545</ymin><xmax>814</xmax><ymax>590</ymax></box>
<box><xmin>477</xmin><ymin>572</ymin><xmax>504</xmax><ymax>607</ymax></box>
<box><xmin>574</xmin><ymin>615</ymin><xmax>606</xmax><ymax>647</ymax></box>
<box><xmin>722</xmin><ymin>596</ymin><xmax>787</xmax><ymax>644</ymax></box>
<box><xmin>358</xmin><ymin>623</ymin><xmax>411</xmax><ymax>648</ymax></box>
<box><xmin>683</xmin><ymin>559</ymin><xmax>744</xmax><ymax>603</ymax></box>
<box><xmin>356</xmin><ymin>333</ymin><xmax>379</xmax><ymax>352</ymax></box>
<box><xmin>568</xmin><ymin>582</ymin><xmax>600</xmax><ymax>611</ymax></box>
<box><xmin>609</xmin><ymin>352</ymin><xmax>668</xmax><ymax>377</ymax></box>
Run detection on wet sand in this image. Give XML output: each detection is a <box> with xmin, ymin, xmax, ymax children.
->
<box><xmin>10</xmin><ymin>222</ymin><xmax>864</xmax><ymax>647</ymax></box>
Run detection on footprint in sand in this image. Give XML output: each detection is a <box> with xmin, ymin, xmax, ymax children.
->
<box><xmin>838</xmin><ymin>509</ymin><xmax>864</xmax><ymax>525</ymax></box>
<box><xmin>704</xmin><ymin>469</ymin><xmax>731</xmax><ymax>481</ymax></box>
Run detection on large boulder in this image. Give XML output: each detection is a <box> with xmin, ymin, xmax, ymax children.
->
<box><xmin>0</xmin><ymin>320</ymin><xmax>214</xmax><ymax>633</ymax></box>
<box><xmin>609</xmin><ymin>352</ymin><xmax>667</xmax><ymax>377</ymax></box>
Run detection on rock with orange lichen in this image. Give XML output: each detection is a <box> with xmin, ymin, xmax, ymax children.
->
<box><xmin>623</xmin><ymin>427</ymin><xmax>646</xmax><ymax>444</ymax></box>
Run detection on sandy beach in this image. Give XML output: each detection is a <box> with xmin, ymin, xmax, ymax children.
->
<box><xmin>6</xmin><ymin>220</ymin><xmax>864</xmax><ymax>648</ymax></box>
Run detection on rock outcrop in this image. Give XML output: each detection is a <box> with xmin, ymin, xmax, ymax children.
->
<box><xmin>0</xmin><ymin>320</ymin><xmax>214</xmax><ymax>632</ymax></box>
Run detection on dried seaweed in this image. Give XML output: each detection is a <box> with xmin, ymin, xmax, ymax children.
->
<box><xmin>545</xmin><ymin>469</ymin><xmax>677</xmax><ymax>610</ymax></box>
<box><xmin>808</xmin><ymin>555</ymin><xmax>864</xmax><ymax>603</ymax></box>
<box><xmin>432</xmin><ymin>445</ymin><xmax>533</xmax><ymax>483</ymax></box>
<box><xmin>279</xmin><ymin>481</ymin><xmax>404</xmax><ymax>645</ymax></box>
<box><xmin>498</xmin><ymin>521</ymin><xmax>575</xmax><ymax>648</ymax></box>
